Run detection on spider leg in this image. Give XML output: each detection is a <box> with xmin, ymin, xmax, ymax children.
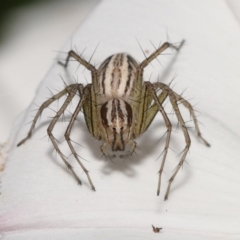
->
<box><xmin>173</xmin><ymin>92</ymin><xmax>210</xmax><ymax>147</ymax></box>
<box><xmin>17</xmin><ymin>84</ymin><xmax>79</xmax><ymax>147</ymax></box>
<box><xmin>164</xmin><ymin>90</ymin><xmax>191</xmax><ymax>200</ymax></box>
<box><xmin>152</xmin><ymin>82</ymin><xmax>209</xmax><ymax>200</ymax></box>
<box><xmin>138</xmin><ymin>40</ymin><xmax>185</xmax><ymax>69</ymax></box>
<box><xmin>47</xmin><ymin>85</ymin><xmax>83</xmax><ymax>185</ymax></box>
<box><xmin>153</xmin><ymin>82</ymin><xmax>210</xmax><ymax>147</ymax></box>
<box><xmin>58</xmin><ymin>50</ymin><xmax>97</xmax><ymax>72</ymax></box>
<box><xmin>145</xmin><ymin>82</ymin><xmax>172</xmax><ymax>197</ymax></box>
<box><xmin>64</xmin><ymin>85</ymin><xmax>96</xmax><ymax>191</ymax></box>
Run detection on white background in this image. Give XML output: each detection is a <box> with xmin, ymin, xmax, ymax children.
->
<box><xmin>1</xmin><ymin>0</ymin><xmax>240</xmax><ymax>239</ymax></box>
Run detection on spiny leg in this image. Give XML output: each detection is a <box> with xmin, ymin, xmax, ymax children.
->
<box><xmin>164</xmin><ymin>91</ymin><xmax>191</xmax><ymax>200</ymax></box>
<box><xmin>138</xmin><ymin>40</ymin><xmax>185</xmax><ymax>69</ymax></box>
<box><xmin>173</xmin><ymin>91</ymin><xmax>210</xmax><ymax>147</ymax></box>
<box><xmin>152</xmin><ymin>82</ymin><xmax>209</xmax><ymax>199</ymax></box>
<box><xmin>145</xmin><ymin>82</ymin><xmax>172</xmax><ymax>197</ymax></box>
<box><xmin>135</xmin><ymin>40</ymin><xmax>185</xmax><ymax>130</ymax></box>
<box><xmin>58</xmin><ymin>50</ymin><xmax>97</xmax><ymax>72</ymax></box>
<box><xmin>58</xmin><ymin>50</ymin><xmax>99</xmax><ymax>94</ymax></box>
<box><xmin>134</xmin><ymin>40</ymin><xmax>185</xmax><ymax>105</ymax></box>
<box><xmin>64</xmin><ymin>85</ymin><xmax>96</xmax><ymax>191</ymax></box>
<box><xmin>153</xmin><ymin>82</ymin><xmax>210</xmax><ymax>147</ymax></box>
<box><xmin>144</xmin><ymin>89</ymin><xmax>169</xmax><ymax>132</ymax></box>
<box><xmin>17</xmin><ymin>84</ymin><xmax>79</xmax><ymax>147</ymax></box>
<box><xmin>47</xmin><ymin>86</ymin><xmax>83</xmax><ymax>184</ymax></box>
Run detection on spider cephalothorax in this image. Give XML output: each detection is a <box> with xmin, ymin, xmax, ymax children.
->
<box><xmin>17</xmin><ymin>40</ymin><xmax>210</xmax><ymax>200</ymax></box>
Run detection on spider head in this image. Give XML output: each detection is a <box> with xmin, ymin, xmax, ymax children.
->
<box><xmin>100</xmin><ymin>99</ymin><xmax>135</xmax><ymax>158</ymax></box>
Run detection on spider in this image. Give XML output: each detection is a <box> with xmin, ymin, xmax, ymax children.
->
<box><xmin>17</xmin><ymin>40</ymin><xmax>210</xmax><ymax>200</ymax></box>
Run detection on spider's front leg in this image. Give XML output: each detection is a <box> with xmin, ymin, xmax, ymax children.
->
<box><xmin>64</xmin><ymin>84</ymin><xmax>96</xmax><ymax>191</ymax></box>
<box><xmin>138</xmin><ymin>40</ymin><xmax>185</xmax><ymax>70</ymax></box>
<box><xmin>58</xmin><ymin>50</ymin><xmax>97</xmax><ymax>72</ymax></box>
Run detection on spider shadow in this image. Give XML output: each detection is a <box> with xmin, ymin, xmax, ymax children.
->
<box><xmin>35</xmin><ymin>115</ymin><xmax>155</xmax><ymax>180</ymax></box>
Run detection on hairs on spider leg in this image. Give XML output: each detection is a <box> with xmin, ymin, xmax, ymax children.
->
<box><xmin>148</xmin><ymin>72</ymin><xmax>153</xmax><ymax>82</ymax></box>
<box><xmin>155</xmin><ymin>130</ymin><xmax>168</xmax><ymax>145</ymax></box>
<box><xmin>184</xmin><ymin>119</ymin><xmax>195</xmax><ymax>125</ymax></box>
<box><xmin>73</xmin><ymin>45</ymin><xmax>81</xmax><ymax>56</ymax></box>
<box><xmin>156</xmin><ymin>147</ymin><xmax>168</xmax><ymax>161</ymax></box>
<box><xmin>47</xmin><ymin>106</ymin><xmax>58</xmax><ymax>114</ymax></box>
<box><xmin>30</xmin><ymin>104</ymin><xmax>41</xmax><ymax>112</ymax></box>
<box><xmin>70</xmin><ymin>139</ymin><xmax>85</xmax><ymax>148</ymax></box>
<box><xmin>167</xmin><ymin>146</ymin><xmax>176</xmax><ymax>154</ymax></box>
<box><xmin>179</xmin><ymin>87</ymin><xmax>189</xmax><ymax>98</ymax></box>
<box><xmin>176</xmin><ymin>147</ymin><xmax>187</xmax><ymax>158</ymax></box>
<box><xmin>170</xmin><ymin>72</ymin><xmax>179</xmax><ymax>84</ymax></box>
<box><xmin>136</xmin><ymin>38</ymin><xmax>154</xmax><ymax>68</ymax></box>
<box><xmin>24</xmin><ymin>119</ymin><xmax>35</xmax><ymax>127</ymax></box>
<box><xmin>149</xmin><ymin>40</ymin><xmax>163</xmax><ymax>67</ymax></box>
<box><xmin>58</xmin><ymin>75</ymin><xmax>68</xmax><ymax>88</ymax></box>
<box><xmin>88</xmin><ymin>42</ymin><xmax>100</xmax><ymax>65</ymax></box>
<box><xmin>72</xmin><ymin>75</ymin><xmax>78</xmax><ymax>84</ymax></box>
<box><xmin>83</xmin><ymin>76</ymin><xmax>89</xmax><ymax>85</ymax></box>
<box><xmin>67</xmin><ymin>152</ymin><xmax>89</xmax><ymax>163</ymax></box>
<box><xmin>46</xmin><ymin>87</ymin><xmax>55</xmax><ymax>98</ymax></box>
<box><xmin>52</xmin><ymin>146</ymin><xmax>68</xmax><ymax>159</ymax></box>
<box><xmin>178</xmin><ymin>97</ymin><xmax>195</xmax><ymax>104</ymax></box>
<box><xmin>165</xmin><ymin>30</ymin><xmax>176</xmax><ymax>55</ymax></box>
<box><xmin>171</xmin><ymin>159</ymin><xmax>188</xmax><ymax>173</ymax></box>
<box><xmin>43</xmin><ymin>134</ymin><xmax>61</xmax><ymax>145</ymax></box>
<box><xmin>74</xmin><ymin>46</ymin><xmax>87</xmax><ymax>73</ymax></box>
<box><xmin>136</xmin><ymin>38</ymin><xmax>147</xmax><ymax>59</ymax></box>
<box><xmin>191</xmin><ymin>103</ymin><xmax>202</xmax><ymax>112</ymax></box>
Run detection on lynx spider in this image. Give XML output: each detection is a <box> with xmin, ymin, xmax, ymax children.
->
<box><xmin>17</xmin><ymin>40</ymin><xmax>210</xmax><ymax>200</ymax></box>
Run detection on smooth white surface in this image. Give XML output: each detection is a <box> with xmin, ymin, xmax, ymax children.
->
<box><xmin>1</xmin><ymin>0</ymin><xmax>240</xmax><ymax>239</ymax></box>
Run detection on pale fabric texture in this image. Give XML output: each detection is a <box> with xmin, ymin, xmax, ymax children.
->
<box><xmin>1</xmin><ymin>0</ymin><xmax>240</xmax><ymax>239</ymax></box>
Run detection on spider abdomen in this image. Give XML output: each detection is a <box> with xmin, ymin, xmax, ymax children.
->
<box><xmin>97</xmin><ymin>53</ymin><xmax>138</xmax><ymax>99</ymax></box>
